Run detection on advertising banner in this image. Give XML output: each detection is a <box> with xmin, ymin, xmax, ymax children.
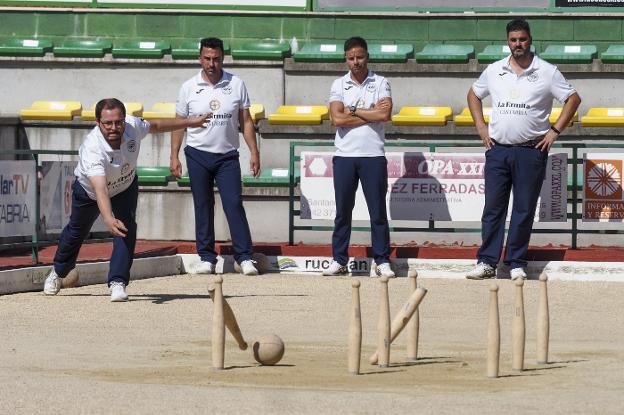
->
<box><xmin>555</xmin><ymin>0</ymin><xmax>624</xmax><ymax>6</ymax></box>
<box><xmin>40</xmin><ymin>161</ymin><xmax>107</xmax><ymax>235</ymax></box>
<box><xmin>0</xmin><ymin>161</ymin><xmax>37</xmax><ymax>237</ymax></box>
<box><xmin>300</xmin><ymin>151</ymin><xmax>567</xmax><ymax>222</ymax></box>
<box><xmin>583</xmin><ymin>153</ymin><xmax>624</xmax><ymax>221</ymax></box>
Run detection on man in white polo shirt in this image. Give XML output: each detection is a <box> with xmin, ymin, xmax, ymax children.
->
<box><xmin>323</xmin><ymin>36</ymin><xmax>395</xmax><ymax>278</ymax></box>
<box><xmin>43</xmin><ymin>98</ymin><xmax>210</xmax><ymax>301</ymax></box>
<box><xmin>170</xmin><ymin>37</ymin><xmax>260</xmax><ymax>276</ymax></box>
<box><xmin>466</xmin><ymin>19</ymin><xmax>581</xmax><ymax>280</ymax></box>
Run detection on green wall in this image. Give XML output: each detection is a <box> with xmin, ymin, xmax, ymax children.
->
<box><xmin>0</xmin><ymin>10</ymin><xmax>623</xmax><ymax>53</ymax></box>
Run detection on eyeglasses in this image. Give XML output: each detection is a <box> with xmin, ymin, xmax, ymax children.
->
<box><xmin>99</xmin><ymin>120</ymin><xmax>125</xmax><ymax>128</ymax></box>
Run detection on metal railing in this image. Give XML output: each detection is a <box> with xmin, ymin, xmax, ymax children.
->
<box><xmin>288</xmin><ymin>140</ymin><xmax>624</xmax><ymax>248</ymax></box>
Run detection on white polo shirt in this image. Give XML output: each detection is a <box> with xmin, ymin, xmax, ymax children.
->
<box><xmin>176</xmin><ymin>70</ymin><xmax>250</xmax><ymax>154</ymax></box>
<box><xmin>472</xmin><ymin>54</ymin><xmax>576</xmax><ymax>145</ymax></box>
<box><xmin>75</xmin><ymin>116</ymin><xmax>150</xmax><ymax>200</ymax></box>
<box><xmin>329</xmin><ymin>70</ymin><xmax>391</xmax><ymax>157</ymax></box>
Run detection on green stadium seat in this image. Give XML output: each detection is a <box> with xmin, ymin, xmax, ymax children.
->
<box><xmin>0</xmin><ymin>38</ymin><xmax>52</xmax><ymax>57</ymax></box>
<box><xmin>112</xmin><ymin>40</ymin><xmax>170</xmax><ymax>59</ymax></box>
<box><xmin>293</xmin><ymin>42</ymin><xmax>343</xmax><ymax>62</ymax></box>
<box><xmin>392</xmin><ymin>106</ymin><xmax>453</xmax><ymax>126</ymax></box>
<box><xmin>232</xmin><ymin>40</ymin><xmax>290</xmax><ymax>61</ymax></box>
<box><xmin>243</xmin><ymin>168</ymin><xmax>300</xmax><ymax>187</ymax></box>
<box><xmin>171</xmin><ymin>39</ymin><xmax>231</xmax><ymax>60</ymax></box>
<box><xmin>137</xmin><ymin>166</ymin><xmax>174</xmax><ymax>186</ymax></box>
<box><xmin>369</xmin><ymin>43</ymin><xmax>414</xmax><ymax>63</ymax></box>
<box><xmin>415</xmin><ymin>44</ymin><xmax>474</xmax><ymax>64</ymax></box>
<box><xmin>53</xmin><ymin>39</ymin><xmax>112</xmax><ymax>58</ymax></box>
<box><xmin>477</xmin><ymin>44</ymin><xmax>536</xmax><ymax>63</ymax></box>
<box><xmin>177</xmin><ymin>175</ymin><xmax>191</xmax><ymax>187</ymax></box>
<box><xmin>540</xmin><ymin>45</ymin><xmax>596</xmax><ymax>64</ymax></box>
<box><xmin>600</xmin><ymin>45</ymin><xmax>624</xmax><ymax>64</ymax></box>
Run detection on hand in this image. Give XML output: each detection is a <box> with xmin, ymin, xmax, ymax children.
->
<box><xmin>170</xmin><ymin>157</ymin><xmax>183</xmax><ymax>178</ymax></box>
<box><xmin>374</xmin><ymin>98</ymin><xmax>392</xmax><ymax>110</ymax></box>
<box><xmin>104</xmin><ymin>217</ymin><xmax>127</xmax><ymax>237</ymax></box>
<box><xmin>188</xmin><ymin>113</ymin><xmax>213</xmax><ymax>128</ymax></box>
<box><xmin>477</xmin><ymin>125</ymin><xmax>493</xmax><ymax>149</ymax></box>
<box><xmin>250</xmin><ymin>152</ymin><xmax>260</xmax><ymax>178</ymax></box>
<box><xmin>535</xmin><ymin>130</ymin><xmax>558</xmax><ymax>152</ymax></box>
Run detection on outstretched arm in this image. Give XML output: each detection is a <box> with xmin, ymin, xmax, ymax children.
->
<box><xmin>89</xmin><ymin>175</ymin><xmax>127</xmax><ymax>237</ymax></box>
<box><xmin>149</xmin><ymin>113</ymin><xmax>212</xmax><ymax>134</ymax></box>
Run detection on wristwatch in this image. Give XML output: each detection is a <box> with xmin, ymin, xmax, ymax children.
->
<box><xmin>349</xmin><ymin>105</ymin><xmax>357</xmax><ymax>116</ymax></box>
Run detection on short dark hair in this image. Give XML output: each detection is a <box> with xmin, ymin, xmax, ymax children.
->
<box><xmin>200</xmin><ymin>37</ymin><xmax>224</xmax><ymax>54</ymax></box>
<box><xmin>95</xmin><ymin>98</ymin><xmax>125</xmax><ymax>120</ymax></box>
<box><xmin>344</xmin><ymin>36</ymin><xmax>368</xmax><ymax>53</ymax></box>
<box><xmin>506</xmin><ymin>19</ymin><xmax>531</xmax><ymax>37</ymax></box>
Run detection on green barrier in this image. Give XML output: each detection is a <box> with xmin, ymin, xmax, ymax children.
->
<box><xmin>243</xmin><ymin>168</ymin><xmax>300</xmax><ymax>187</ymax></box>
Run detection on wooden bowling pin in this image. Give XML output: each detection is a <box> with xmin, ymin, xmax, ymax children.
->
<box><xmin>348</xmin><ymin>280</ymin><xmax>362</xmax><ymax>375</ymax></box>
<box><xmin>406</xmin><ymin>269</ymin><xmax>419</xmax><ymax>362</ymax></box>
<box><xmin>378</xmin><ymin>276</ymin><xmax>391</xmax><ymax>368</ymax></box>
<box><xmin>212</xmin><ymin>276</ymin><xmax>225</xmax><ymax>370</ymax></box>
<box><xmin>537</xmin><ymin>274</ymin><xmax>550</xmax><ymax>364</ymax></box>
<box><xmin>487</xmin><ymin>284</ymin><xmax>500</xmax><ymax>378</ymax></box>
<box><xmin>512</xmin><ymin>279</ymin><xmax>525</xmax><ymax>372</ymax></box>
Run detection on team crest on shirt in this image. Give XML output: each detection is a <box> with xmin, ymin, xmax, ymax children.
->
<box><xmin>127</xmin><ymin>140</ymin><xmax>137</xmax><ymax>152</ymax></box>
<box><xmin>366</xmin><ymin>83</ymin><xmax>376</xmax><ymax>92</ymax></box>
<box><xmin>221</xmin><ymin>85</ymin><xmax>232</xmax><ymax>95</ymax></box>
<box><xmin>210</xmin><ymin>100</ymin><xmax>221</xmax><ymax>111</ymax></box>
<box><xmin>121</xmin><ymin>163</ymin><xmax>130</xmax><ymax>175</ymax></box>
<box><xmin>527</xmin><ymin>72</ymin><xmax>539</xmax><ymax>82</ymax></box>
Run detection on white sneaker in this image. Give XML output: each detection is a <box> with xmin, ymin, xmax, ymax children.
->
<box><xmin>376</xmin><ymin>263</ymin><xmax>396</xmax><ymax>278</ymax></box>
<box><xmin>110</xmin><ymin>281</ymin><xmax>128</xmax><ymax>302</ymax></box>
<box><xmin>466</xmin><ymin>263</ymin><xmax>496</xmax><ymax>280</ymax></box>
<box><xmin>510</xmin><ymin>267</ymin><xmax>527</xmax><ymax>280</ymax></box>
<box><xmin>240</xmin><ymin>260</ymin><xmax>259</xmax><ymax>276</ymax></box>
<box><xmin>322</xmin><ymin>260</ymin><xmax>348</xmax><ymax>276</ymax></box>
<box><xmin>43</xmin><ymin>269</ymin><xmax>62</xmax><ymax>295</ymax></box>
<box><xmin>194</xmin><ymin>261</ymin><xmax>215</xmax><ymax>274</ymax></box>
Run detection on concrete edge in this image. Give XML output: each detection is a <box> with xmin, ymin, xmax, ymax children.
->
<box><xmin>2</xmin><ymin>253</ymin><xmax>623</xmax><ymax>295</ymax></box>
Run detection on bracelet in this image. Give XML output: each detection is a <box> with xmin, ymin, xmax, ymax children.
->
<box><xmin>550</xmin><ymin>125</ymin><xmax>561</xmax><ymax>134</ymax></box>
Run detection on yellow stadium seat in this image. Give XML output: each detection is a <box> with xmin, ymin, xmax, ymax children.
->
<box><xmin>580</xmin><ymin>108</ymin><xmax>624</xmax><ymax>127</ymax></box>
<box><xmin>549</xmin><ymin>107</ymin><xmax>578</xmax><ymax>126</ymax></box>
<box><xmin>20</xmin><ymin>101</ymin><xmax>82</xmax><ymax>121</ymax></box>
<box><xmin>268</xmin><ymin>105</ymin><xmax>329</xmax><ymax>125</ymax></box>
<box><xmin>249</xmin><ymin>103</ymin><xmax>265</xmax><ymax>123</ymax></box>
<box><xmin>392</xmin><ymin>106</ymin><xmax>453</xmax><ymax>126</ymax></box>
<box><xmin>81</xmin><ymin>102</ymin><xmax>143</xmax><ymax>121</ymax></box>
<box><xmin>454</xmin><ymin>107</ymin><xmax>492</xmax><ymax>126</ymax></box>
<box><xmin>142</xmin><ymin>102</ymin><xmax>176</xmax><ymax>120</ymax></box>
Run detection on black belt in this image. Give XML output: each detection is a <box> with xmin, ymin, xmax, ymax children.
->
<box><xmin>491</xmin><ymin>137</ymin><xmax>543</xmax><ymax>148</ymax></box>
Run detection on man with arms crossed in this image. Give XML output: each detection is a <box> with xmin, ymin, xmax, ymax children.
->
<box><xmin>323</xmin><ymin>36</ymin><xmax>395</xmax><ymax>278</ymax></box>
<box><xmin>170</xmin><ymin>37</ymin><xmax>260</xmax><ymax>276</ymax></box>
<box><xmin>466</xmin><ymin>19</ymin><xmax>581</xmax><ymax>280</ymax></box>
<box><xmin>44</xmin><ymin>98</ymin><xmax>210</xmax><ymax>301</ymax></box>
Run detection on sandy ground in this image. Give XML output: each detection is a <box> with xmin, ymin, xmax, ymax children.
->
<box><xmin>1</xmin><ymin>273</ymin><xmax>623</xmax><ymax>414</ymax></box>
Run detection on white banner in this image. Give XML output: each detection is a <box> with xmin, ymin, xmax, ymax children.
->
<box><xmin>583</xmin><ymin>153</ymin><xmax>624</xmax><ymax>221</ymax></box>
<box><xmin>300</xmin><ymin>152</ymin><xmax>567</xmax><ymax>222</ymax></box>
<box><xmin>0</xmin><ymin>161</ymin><xmax>37</xmax><ymax>237</ymax></box>
<box><xmin>40</xmin><ymin>161</ymin><xmax>107</xmax><ymax>235</ymax></box>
